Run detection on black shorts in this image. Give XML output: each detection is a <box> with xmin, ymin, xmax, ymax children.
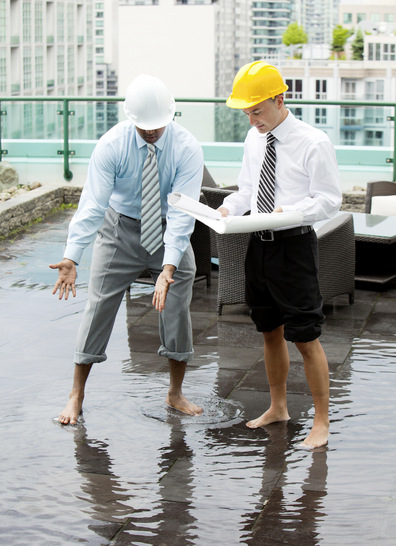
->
<box><xmin>245</xmin><ymin>229</ymin><xmax>324</xmax><ymax>343</ymax></box>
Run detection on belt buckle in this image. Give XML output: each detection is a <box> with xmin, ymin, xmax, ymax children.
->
<box><xmin>260</xmin><ymin>230</ymin><xmax>274</xmax><ymax>242</ymax></box>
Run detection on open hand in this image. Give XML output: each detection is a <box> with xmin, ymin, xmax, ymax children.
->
<box><xmin>152</xmin><ymin>264</ymin><xmax>176</xmax><ymax>312</ymax></box>
<box><xmin>49</xmin><ymin>258</ymin><xmax>77</xmax><ymax>300</ymax></box>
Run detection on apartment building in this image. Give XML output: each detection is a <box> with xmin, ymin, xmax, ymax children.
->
<box><xmin>0</xmin><ymin>0</ymin><xmax>96</xmax><ymax>139</ymax></box>
<box><xmin>293</xmin><ymin>0</ymin><xmax>339</xmax><ymax>46</ymax></box>
<box><xmin>94</xmin><ymin>0</ymin><xmax>118</xmax><ymax>139</ymax></box>
<box><xmin>278</xmin><ymin>59</ymin><xmax>396</xmax><ymax>147</ymax></box>
<box><xmin>251</xmin><ymin>1</ymin><xmax>292</xmax><ymax>62</ymax></box>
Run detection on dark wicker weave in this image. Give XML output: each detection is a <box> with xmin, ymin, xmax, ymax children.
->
<box><xmin>365</xmin><ymin>181</ymin><xmax>396</xmax><ymax>213</ymax></box>
<box><xmin>216</xmin><ymin>231</ymin><xmax>250</xmax><ymax>315</ymax></box>
<box><xmin>215</xmin><ymin>212</ymin><xmax>355</xmax><ymax>314</ymax></box>
<box><xmin>316</xmin><ymin>213</ymin><xmax>355</xmax><ymax>305</ymax></box>
<box><xmin>201</xmin><ymin>186</ymin><xmax>236</xmax><ymax>260</ymax></box>
<box><xmin>202</xmin><ymin>165</ymin><xmax>218</xmax><ymax>188</ymax></box>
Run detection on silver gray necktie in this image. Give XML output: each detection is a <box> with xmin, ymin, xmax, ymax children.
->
<box><xmin>257</xmin><ymin>132</ymin><xmax>276</xmax><ymax>213</ymax></box>
<box><xmin>140</xmin><ymin>143</ymin><xmax>162</xmax><ymax>254</ymax></box>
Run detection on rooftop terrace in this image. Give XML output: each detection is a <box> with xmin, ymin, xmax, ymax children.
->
<box><xmin>0</xmin><ymin>206</ymin><xmax>396</xmax><ymax>545</ymax></box>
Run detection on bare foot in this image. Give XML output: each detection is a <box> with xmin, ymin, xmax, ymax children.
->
<box><xmin>299</xmin><ymin>422</ymin><xmax>329</xmax><ymax>449</ymax></box>
<box><xmin>246</xmin><ymin>408</ymin><xmax>290</xmax><ymax>429</ymax></box>
<box><xmin>166</xmin><ymin>392</ymin><xmax>203</xmax><ymax>416</ymax></box>
<box><xmin>58</xmin><ymin>392</ymin><xmax>84</xmax><ymax>425</ymax></box>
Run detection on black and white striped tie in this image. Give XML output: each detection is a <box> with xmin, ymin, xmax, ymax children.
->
<box><xmin>140</xmin><ymin>143</ymin><xmax>162</xmax><ymax>255</ymax></box>
<box><xmin>257</xmin><ymin>132</ymin><xmax>276</xmax><ymax>213</ymax></box>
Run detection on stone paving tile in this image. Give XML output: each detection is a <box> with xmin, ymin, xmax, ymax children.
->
<box><xmin>2</xmin><ymin>208</ymin><xmax>396</xmax><ymax>545</ymax></box>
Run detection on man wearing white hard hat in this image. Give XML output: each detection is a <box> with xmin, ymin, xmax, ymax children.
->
<box><xmin>50</xmin><ymin>74</ymin><xmax>204</xmax><ymax>424</ymax></box>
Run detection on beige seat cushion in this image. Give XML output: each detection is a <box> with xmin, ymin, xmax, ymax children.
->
<box><xmin>371</xmin><ymin>195</ymin><xmax>396</xmax><ymax>216</ymax></box>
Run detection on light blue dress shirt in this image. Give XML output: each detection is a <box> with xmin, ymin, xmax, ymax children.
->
<box><xmin>64</xmin><ymin>120</ymin><xmax>204</xmax><ymax>268</ymax></box>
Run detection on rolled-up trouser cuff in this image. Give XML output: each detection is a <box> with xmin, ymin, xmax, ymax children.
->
<box><xmin>158</xmin><ymin>345</ymin><xmax>194</xmax><ymax>362</ymax></box>
<box><xmin>74</xmin><ymin>351</ymin><xmax>107</xmax><ymax>365</ymax></box>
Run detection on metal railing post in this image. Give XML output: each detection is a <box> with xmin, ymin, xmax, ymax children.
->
<box><xmin>393</xmin><ymin>105</ymin><xmax>396</xmax><ymax>182</ymax></box>
<box><xmin>62</xmin><ymin>99</ymin><xmax>73</xmax><ymax>181</ymax></box>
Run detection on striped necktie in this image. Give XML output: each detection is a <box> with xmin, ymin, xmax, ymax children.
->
<box><xmin>140</xmin><ymin>143</ymin><xmax>163</xmax><ymax>255</ymax></box>
<box><xmin>257</xmin><ymin>132</ymin><xmax>276</xmax><ymax>213</ymax></box>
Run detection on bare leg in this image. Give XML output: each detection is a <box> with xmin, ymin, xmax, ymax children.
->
<box><xmin>58</xmin><ymin>363</ymin><xmax>93</xmax><ymax>425</ymax></box>
<box><xmin>166</xmin><ymin>359</ymin><xmax>203</xmax><ymax>416</ymax></box>
<box><xmin>295</xmin><ymin>338</ymin><xmax>329</xmax><ymax>448</ymax></box>
<box><xmin>247</xmin><ymin>326</ymin><xmax>290</xmax><ymax>428</ymax></box>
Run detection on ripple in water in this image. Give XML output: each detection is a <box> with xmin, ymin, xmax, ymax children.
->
<box><xmin>140</xmin><ymin>396</ymin><xmax>244</xmax><ymax>427</ymax></box>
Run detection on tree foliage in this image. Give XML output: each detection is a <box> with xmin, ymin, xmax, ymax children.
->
<box><xmin>351</xmin><ymin>29</ymin><xmax>364</xmax><ymax>60</ymax></box>
<box><xmin>282</xmin><ymin>22</ymin><xmax>308</xmax><ymax>47</ymax></box>
<box><xmin>332</xmin><ymin>25</ymin><xmax>352</xmax><ymax>55</ymax></box>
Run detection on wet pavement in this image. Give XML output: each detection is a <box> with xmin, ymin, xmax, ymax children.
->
<box><xmin>1</xmin><ymin>209</ymin><xmax>396</xmax><ymax>545</ymax></box>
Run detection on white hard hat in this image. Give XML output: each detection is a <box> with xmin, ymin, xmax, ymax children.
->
<box><xmin>123</xmin><ymin>74</ymin><xmax>175</xmax><ymax>130</ymax></box>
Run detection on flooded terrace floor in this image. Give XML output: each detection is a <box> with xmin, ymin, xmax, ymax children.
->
<box><xmin>0</xmin><ymin>209</ymin><xmax>396</xmax><ymax>545</ymax></box>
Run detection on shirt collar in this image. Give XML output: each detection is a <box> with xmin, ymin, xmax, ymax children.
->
<box><xmin>135</xmin><ymin>125</ymin><xmax>169</xmax><ymax>151</ymax></box>
<box><xmin>271</xmin><ymin>109</ymin><xmax>295</xmax><ymax>144</ymax></box>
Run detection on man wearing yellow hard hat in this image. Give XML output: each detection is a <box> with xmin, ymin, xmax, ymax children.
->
<box><xmin>219</xmin><ymin>61</ymin><xmax>342</xmax><ymax>449</ymax></box>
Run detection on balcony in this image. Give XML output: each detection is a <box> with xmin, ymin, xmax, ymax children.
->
<box><xmin>0</xmin><ymin>96</ymin><xmax>394</xmax><ymax>189</ymax></box>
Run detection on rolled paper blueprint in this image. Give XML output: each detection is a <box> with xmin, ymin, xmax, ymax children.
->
<box><xmin>168</xmin><ymin>192</ymin><xmax>304</xmax><ymax>235</ymax></box>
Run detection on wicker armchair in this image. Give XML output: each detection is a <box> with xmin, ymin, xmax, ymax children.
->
<box><xmin>215</xmin><ymin>212</ymin><xmax>355</xmax><ymax>314</ymax></box>
<box><xmin>316</xmin><ymin>212</ymin><xmax>355</xmax><ymax>305</ymax></box>
<box><xmin>365</xmin><ymin>181</ymin><xmax>396</xmax><ymax>215</ymax></box>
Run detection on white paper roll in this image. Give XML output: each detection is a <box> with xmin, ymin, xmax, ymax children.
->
<box><xmin>168</xmin><ymin>192</ymin><xmax>304</xmax><ymax>234</ymax></box>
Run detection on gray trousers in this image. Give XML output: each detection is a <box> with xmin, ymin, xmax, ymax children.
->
<box><xmin>74</xmin><ymin>207</ymin><xmax>196</xmax><ymax>365</ymax></box>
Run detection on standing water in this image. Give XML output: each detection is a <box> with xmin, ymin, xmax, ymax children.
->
<box><xmin>0</xmin><ymin>209</ymin><xmax>396</xmax><ymax>545</ymax></box>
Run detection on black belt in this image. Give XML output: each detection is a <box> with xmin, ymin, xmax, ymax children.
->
<box><xmin>254</xmin><ymin>225</ymin><xmax>312</xmax><ymax>242</ymax></box>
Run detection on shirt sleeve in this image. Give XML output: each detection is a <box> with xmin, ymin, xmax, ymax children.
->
<box><xmin>163</xmin><ymin>144</ymin><xmax>204</xmax><ymax>268</ymax></box>
<box><xmin>280</xmin><ymin>140</ymin><xmax>342</xmax><ymax>223</ymax></box>
<box><xmin>63</xmin><ymin>139</ymin><xmax>117</xmax><ymax>264</ymax></box>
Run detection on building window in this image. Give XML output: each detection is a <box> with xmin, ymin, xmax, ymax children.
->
<box><xmin>23</xmin><ymin>1</ymin><xmax>31</xmax><ymax>43</ymax></box>
<box><xmin>57</xmin><ymin>46</ymin><xmax>65</xmax><ymax>85</ymax></box>
<box><xmin>383</xmin><ymin>43</ymin><xmax>396</xmax><ymax>61</ymax></box>
<box><xmin>315</xmin><ymin>79</ymin><xmax>327</xmax><ymax>100</ymax></box>
<box><xmin>35</xmin><ymin>103</ymin><xmax>44</xmax><ymax>136</ymax></box>
<box><xmin>357</xmin><ymin>13</ymin><xmax>366</xmax><ymax>23</ymax></box>
<box><xmin>371</xmin><ymin>13</ymin><xmax>380</xmax><ymax>23</ymax></box>
<box><xmin>343</xmin><ymin>13</ymin><xmax>352</xmax><ymax>25</ymax></box>
<box><xmin>285</xmin><ymin>79</ymin><xmax>302</xmax><ymax>99</ymax></box>
<box><xmin>366</xmin><ymin>80</ymin><xmax>384</xmax><ymax>101</ymax></box>
<box><xmin>35</xmin><ymin>2</ymin><xmax>43</xmax><ymax>43</ymax></box>
<box><xmin>289</xmin><ymin>107</ymin><xmax>302</xmax><ymax>120</ymax></box>
<box><xmin>342</xmin><ymin>80</ymin><xmax>356</xmax><ymax>100</ymax></box>
<box><xmin>365</xmin><ymin>108</ymin><xmax>384</xmax><ymax>125</ymax></box>
<box><xmin>0</xmin><ymin>48</ymin><xmax>6</xmax><ymax>92</ymax></box>
<box><xmin>35</xmin><ymin>46</ymin><xmax>43</xmax><ymax>88</ymax></box>
<box><xmin>384</xmin><ymin>13</ymin><xmax>394</xmax><ymax>23</ymax></box>
<box><xmin>0</xmin><ymin>1</ymin><xmax>6</xmax><ymax>44</ymax></box>
<box><xmin>67</xmin><ymin>3</ymin><xmax>74</xmax><ymax>43</ymax></box>
<box><xmin>23</xmin><ymin>47</ymin><xmax>32</xmax><ymax>90</ymax></box>
<box><xmin>315</xmin><ymin>108</ymin><xmax>327</xmax><ymax>125</ymax></box>
<box><xmin>68</xmin><ymin>45</ymin><xmax>74</xmax><ymax>84</ymax></box>
<box><xmin>57</xmin><ymin>3</ymin><xmax>64</xmax><ymax>42</ymax></box>
<box><xmin>23</xmin><ymin>103</ymin><xmax>33</xmax><ymax>137</ymax></box>
<box><xmin>342</xmin><ymin>131</ymin><xmax>356</xmax><ymax>145</ymax></box>
<box><xmin>365</xmin><ymin>130</ymin><xmax>383</xmax><ymax>146</ymax></box>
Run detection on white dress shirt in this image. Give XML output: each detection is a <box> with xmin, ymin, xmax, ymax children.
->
<box><xmin>223</xmin><ymin>110</ymin><xmax>342</xmax><ymax>226</ymax></box>
<box><xmin>64</xmin><ymin>120</ymin><xmax>204</xmax><ymax>268</ymax></box>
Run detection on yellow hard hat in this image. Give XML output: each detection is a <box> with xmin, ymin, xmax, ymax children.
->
<box><xmin>226</xmin><ymin>61</ymin><xmax>288</xmax><ymax>109</ymax></box>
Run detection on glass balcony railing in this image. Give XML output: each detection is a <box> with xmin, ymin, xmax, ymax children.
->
<box><xmin>0</xmin><ymin>96</ymin><xmax>395</xmax><ymax>186</ymax></box>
